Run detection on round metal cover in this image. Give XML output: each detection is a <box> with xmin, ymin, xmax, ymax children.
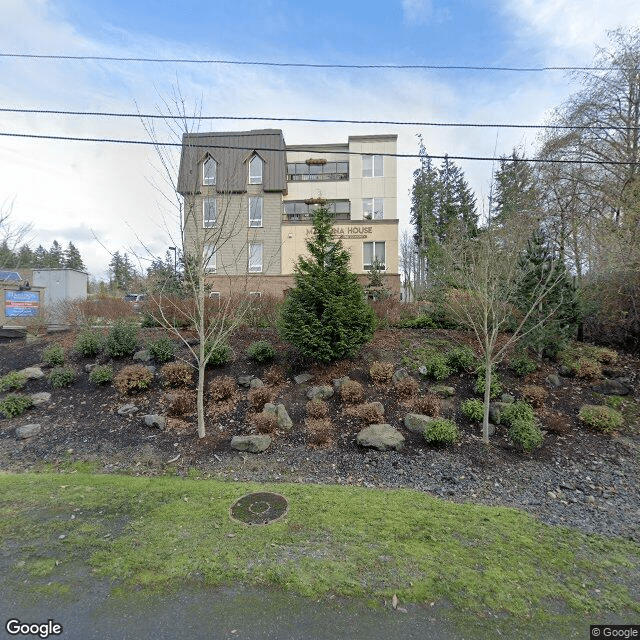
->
<box><xmin>230</xmin><ymin>492</ymin><xmax>288</xmax><ymax>525</ymax></box>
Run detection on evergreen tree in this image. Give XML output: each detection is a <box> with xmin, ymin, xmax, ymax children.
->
<box><xmin>46</xmin><ymin>240</ymin><xmax>64</xmax><ymax>268</ymax></box>
<box><xmin>16</xmin><ymin>244</ymin><xmax>35</xmax><ymax>268</ymax></box>
<box><xmin>515</xmin><ymin>230</ymin><xmax>580</xmax><ymax>358</ymax></box>
<box><xmin>278</xmin><ymin>206</ymin><xmax>375</xmax><ymax>362</ymax></box>
<box><xmin>0</xmin><ymin>240</ymin><xmax>15</xmax><ymax>269</ymax></box>
<box><xmin>109</xmin><ymin>251</ymin><xmax>136</xmax><ymax>291</ymax></box>
<box><xmin>33</xmin><ymin>245</ymin><xmax>47</xmax><ymax>268</ymax></box>
<box><xmin>64</xmin><ymin>242</ymin><xmax>86</xmax><ymax>271</ymax></box>
<box><xmin>146</xmin><ymin>250</ymin><xmax>181</xmax><ymax>295</ymax></box>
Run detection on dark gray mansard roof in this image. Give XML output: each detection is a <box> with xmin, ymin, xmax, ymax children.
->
<box><xmin>177</xmin><ymin>129</ymin><xmax>286</xmax><ymax>194</ymax></box>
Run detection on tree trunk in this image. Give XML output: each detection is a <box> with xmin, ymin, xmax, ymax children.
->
<box><xmin>482</xmin><ymin>358</ymin><xmax>492</xmax><ymax>444</ymax></box>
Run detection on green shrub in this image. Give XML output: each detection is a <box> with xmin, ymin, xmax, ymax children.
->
<box><xmin>446</xmin><ymin>346</ymin><xmax>477</xmax><ymax>372</ymax></box>
<box><xmin>423</xmin><ymin>418</ymin><xmax>458</xmax><ymax>445</ymax></box>
<box><xmin>605</xmin><ymin>395</ymin><xmax>624</xmax><ymax>410</ymax></box>
<box><xmin>48</xmin><ymin>366</ymin><xmax>77</xmax><ymax>388</ymax></box>
<box><xmin>104</xmin><ymin>321</ymin><xmax>139</xmax><ymax>358</ymax></box>
<box><xmin>0</xmin><ymin>393</ymin><xmax>33</xmax><ymax>418</ymax></box>
<box><xmin>421</xmin><ymin>354</ymin><xmax>453</xmax><ymax>381</ymax></box>
<box><xmin>140</xmin><ymin>312</ymin><xmax>161</xmax><ymax>328</ymax></box>
<box><xmin>461</xmin><ymin>398</ymin><xmax>484</xmax><ymax>422</ymax></box>
<box><xmin>246</xmin><ymin>340</ymin><xmax>277</xmax><ymax>363</ymax></box>
<box><xmin>147</xmin><ymin>336</ymin><xmax>176</xmax><ymax>363</ymax></box>
<box><xmin>578</xmin><ymin>404</ymin><xmax>624</xmax><ymax>433</ymax></box>
<box><xmin>42</xmin><ymin>343</ymin><xmax>64</xmax><ymax>367</ymax></box>
<box><xmin>508</xmin><ymin>419</ymin><xmax>543</xmax><ymax>452</ymax></box>
<box><xmin>114</xmin><ymin>365</ymin><xmax>153</xmax><ymax>395</ymax></box>
<box><xmin>474</xmin><ymin>366</ymin><xmax>503</xmax><ymax>399</ymax></box>
<box><xmin>510</xmin><ymin>353</ymin><xmax>537</xmax><ymax>377</ymax></box>
<box><xmin>204</xmin><ymin>341</ymin><xmax>232</xmax><ymax>367</ymax></box>
<box><xmin>398</xmin><ymin>315</ymin><xmax>436</xmax><ymax>329</ymax></box>
<box><xmin>89</xmin><ymin>365</ymin><xmax>113</xmax><ymax>385</ymax></box>
<box><xmin>501</xmin><ymin>401</ymin><xmax>536</xmax><ymax>427</ymax></box>
<box><xmin>0</xmin><ymin>371</ymin><xmax>27</xmax><ymax>392</ymax></box>
<box><xmin>74</xmin><ymin>329</ymin><xmax>104</xmax><ymax>357</ymax></box>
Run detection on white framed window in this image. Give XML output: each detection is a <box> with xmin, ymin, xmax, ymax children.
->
<box><xmin>203</xmin><ymin>156</ymin><xmax>216</xmax><ymax>185</ymax></box>
<box><xmin>249</xmin><ymin>291</ymin><xmax>262</xmax><ymax>299</ymax></box>
<box><xmin>204</xmin><ymin>245</ymin><xmax>216</xmax><ymax>272</ymax></box>
<box><xmin>362</xmin><ymin>154</ymin><xmax>383</xmax><ymax>177</ymax></box>
<box><xmin>363</xmin><ymin>198</ymin><xmax>384</xmax><ymax>220</ymax></box>
<box><xmin>209</xmin><ymin>291</ymin><xmax>221</xmax><ymax>300</ymax></box>
<box><xmin>203</xmin><ymin>197</ymin><xmax>217</xmax><ymax>228</ymax></box>
<box><xmin>249</xmin><ymin>197</ymin><xmax>263</xmax><ymax>227</ymax></box>
<box><xmin>249</xmin><ymin>155</ymin><xmax>263</xmax><ymax>184</ymax></box>
<box><xmin>248</xmin><ymin>243</ymin><xmax>263</xmax><ymax>273</ymax></box>
<box><xmin>363</xmin><ymin>241</ymin><xmax>386</xmax><ymax>270</ymax></box>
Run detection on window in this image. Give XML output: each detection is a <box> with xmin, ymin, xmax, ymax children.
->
<box><xmin>209</xmin><ymin>291</ymin><xmax>221</xmax><ymax>301</ymax></box>
<box><xmin>204</xmin><ymin>245</ymin><xmax>216</xmax><ymax>272</ymax></box>
<box><xmin>286</xmin><ymin>162</ymin><xmax>349</xmax><ymax>181</ymax></box>
<box><xmin>249</xmin><ymin>291</ymin><xmax>262</xmax><ymax>299</ymax></box>
<box><xmin>203</xmin><ymin>197</ymin><xmax>217</xmax><ymax>227</ymax></box>
<box><xmin>362</xmin><ymin>154</ymin><xmax>383</xmax><ymax>177</ymax></box>
<box><xmin>249</xmin><ymin>155</ymin><xmax>263</xmax><ymax>184</ymax></box>
<box><xmin>283</xmin><ymin>200</ymin><xmax>350</xmax><ymax>221</ymax></box>
<box><xmin>362</xmin><ymin>198</ymin><xmax>384</xmax><ymax>220</ymax></box>
<box><xmin>248</xmin><ymin>243</ymin><xmax>263</xmax><ymax>273</ymax></box>
<box><xmin>249</xmin><ymin>197</ymin><xmax>263</xmax><ymax>227</ymax></box>
<box><xmin>363</xmin><ymin>241</ymin><xmax>386</xmax><ymax>270</ymax></box>
<box><xmin>203</xmin><ymin>156</ymin><xmax>216</xmax><ymax>185</ymax></box>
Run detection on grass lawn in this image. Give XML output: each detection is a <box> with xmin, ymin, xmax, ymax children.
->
<box><xmin>1</xmin><ymin>470</ymin><xmax>638</xmax><ymax>628</ymax></box>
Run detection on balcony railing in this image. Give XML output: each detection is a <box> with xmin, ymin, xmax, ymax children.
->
<box><xmin>282</xmin><ymin>212</ymin><xmax>351</xmax><ymax>223</ymax></box>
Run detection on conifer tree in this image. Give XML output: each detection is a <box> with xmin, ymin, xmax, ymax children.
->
<box><xmin>278</xmin><ymin>206</ymin><xmax>375</xmax><ymax>362</ymax></box>
<box><xmin>46</xmin><ymin>240</ymin><xmax>64</xmax><ymax>268</ymax></box>
<box><xmin>64</xmin><ymin>242</ymin><xmax>86</xmax><ymax>271</ymax></box>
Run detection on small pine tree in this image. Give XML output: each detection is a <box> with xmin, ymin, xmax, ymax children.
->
<box><xmin>365</xmin><ymin>257</ymin><xmax>391</xmax><ymax>301</ymax></box>
<box><xmin>278</xmin><ymin>206</ymin><xmax>376</xmax><ymax>362</ymax></box>
<box><xmin>515</xmin><ymin>230</ymin><xmax>580</xmax><ymax>358</ymax></box>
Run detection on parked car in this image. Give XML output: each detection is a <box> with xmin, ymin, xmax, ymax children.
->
<box><xmin>123</xmin><ymin>293</ymin><xmax>146</xmax><ymax>309</ymax></box>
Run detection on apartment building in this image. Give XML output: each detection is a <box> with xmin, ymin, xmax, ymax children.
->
<box><xmin>177</xmin><ymin>129</ymin><xmax>399</xmax><ymax>297</ymax></box>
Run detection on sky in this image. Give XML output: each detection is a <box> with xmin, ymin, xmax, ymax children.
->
<box><xmin>0</xmin><ymin>0</ymin><xmax>639</xmax><ymax>279</ymax></box>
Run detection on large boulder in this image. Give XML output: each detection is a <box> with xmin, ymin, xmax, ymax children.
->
<box><xmin>15</xmin><ymin>423</ymin><xmax>41</xmax><ymax>439</ymax></box>
<box><xmin>356</xmin><ymin>424</ymin><xmax>404</xmax><ymax>451</ymax></box>
<box><xmin>30</xmin><ymin>392</ymin><xmax>51</xmax><ymax>407</ymax></box>
<box><xmin>294</xmin><ymin>373</ymin><xmax>312</xmax><ymax>384</ymax></box>
<box><xmin>404</xmin><ymin>413</ymin><xmax>435</xmax><ymax>435</ymax></box>
<box><xmin>231</xmin><ymin>435</ymin><xmax>271</xmax><ymax>453</ymax></box>
<box><xmin>428</xmin><ymin>385</ymin><xmax>455</xmax><ymax>397</ymax></box>
<box><xmin>592</xmin><ymin>380</ymin><xmax>631</xmax><ymax>396</ymax></box>
<box><xmin>307</xmin><ymin>385</ymin><xmax>334</xmax><ymax>401</ymax></box>
<box><xmin>143</xmin><ymin>414</ymin><xmax>166</xmax><ymax>429</ymax></box>
<box><xmin>19</xmin><ymin>367</ymin><xmax>44</xmax><ymax>380</ymax></box>
<box><xmin>276</xmin><ymin>404</ymin><xmax>293</xmax><ymax>430</ymax></box>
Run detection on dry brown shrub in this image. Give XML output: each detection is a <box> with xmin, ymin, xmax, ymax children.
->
<box><xmin>394</xmin><ymin>376</ymin><xmax>419</xmax><ymax>400</ymax></box>
<box><xmin>411</xmin><ymin>393</ymin><xmax>441</xmax><ymax>417</ymax></box>
<box><xmin>264</xmin><ymin>364</ymin><xmax>285</xmax><ymax>386</ymax></box>
<box><xmin>306</xmin><ymin>399</ymin><xmax>329</xmax><ymax>418</ymax></box>
<box><xmin>354</xmin><ymin>402</ymin><xmax>384</xmax><ymax>425</ymax></box>
<box><xmin>305</xmin><ymin>418</ymin><xmax>334</xmax><ymax>447</ymax></box>
<box><xmin>340</xmin><ymin>380</ymin><xmax>365</xmax><ymax>404</ymax></box>
<box><xmin>114</xmin><ymin>365</ymin><xmax>153</xmax><ymax>395</ymax></box>
<box><xmin>77</xmin><ymin>296</ymin><xmax>136</xmax><ymax>322</ymax></box>
<box><xmin>209</xmin><ymin>375</ymin><xmax>237</xmax><ymax>402</ymax></box>
<box><xmin>247</xmin><ymin>386</ymin><xmax>272</xmax><ymax>411</ymax></box>
<box><xmin>369</xmin><ymin>361</ymin><xmax>394</xmax><ymax>385</ymax></box>
<box><xmin>167</xmin><ymin>390</ymin><xmax>196</xmax><ymax>417</ymax></box>
<box><xmin>575</xmin><ymin>357</ymin><xmax>602</xmax><ymax>380</ymax></box>
<box><xmin>539</xmin><ymin>409</ymin><xmax>571</xmax><ymax>434</ymax></box>
<box><xmin>161</xmin><ymin>362</ymin><xmax>193</xmax><ymax>388</ymax></box>
<box><xmin>521</xmin><ymin>385</ymin><xmax>548</xmax><ymax>408</ymax></box>
<box><xmin>253</xmin><ymin>412</ymin><xmax>278</xmax><ymax>434</ymax></box>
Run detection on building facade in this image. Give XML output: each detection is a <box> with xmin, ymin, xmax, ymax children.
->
<box><xmin>177</xmin><ymin>129</ymin><xmax>399</xmax><ymax>298</ymax></box>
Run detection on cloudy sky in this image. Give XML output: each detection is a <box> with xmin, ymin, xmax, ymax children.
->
<box><xmin>0</xmin><ymin>0</ymin><xmax>638</xmax><ymax>278</ymax></box>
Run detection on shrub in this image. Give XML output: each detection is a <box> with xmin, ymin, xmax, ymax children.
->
<box><xmin>209</xmin><ymin>376</ymin><xmax>237</xmax><ymax>402</ymax></box>
<box><xmin>42</xmin><ymin>343</ymin><xmax>64</xmax><ymax>367</ymax></box>
<box><xmin>74</xmin><ymin>329</ymin><xmax>104</xmax><ymax>357</ymax></box>
<box><xmin>48</xmin><ymin>366</ymin><xmax>77</xmax><ymax>389</ymax></box>
<box><xmin>354</xmin><ymin>402</ymin><xmax>385</xmax><ymax>424</ymax></box>
<box><xmin>508</xmin><ymin>419</ymin><xmax>543</xmax><ymax>452</ymax></box>
<box><xmin>89</xmin><ymin>365</ymin><xmax>113</xmax><ymax>385</ymax></box>
<box><xmin>147</xmin><ymin>336</ymin><xmax>176</xmax><ymax>363</ymax></box>
<box><xmin>421</xmin><ymin>354</ymin><xmax>453</xmax><ymax>381</ymax></box>
<box><xmin>247</xmin><ymin>386</ymin><xmax>272</xmax><ymax>411</ymax></box>
<box><xmin>246</xmin><ymin>340</ymin><xmax>277</xmax><ymax>363</ymax></box>
<box><xmin>340</xmin><ymin>380</ymin><xmax>365</xmax><ymax>404</ymax></box>
<box><xmin>423</xmin><ymin>418</ymin><xmax>458</xmax><ymax>445</ymax></box>
<box><xmin>253</xmin><ymin>412</ymin><xmax>278</xmax><ymax>434</ymax></box>
<box><xmin>395</xmin><ymin>376</ymin><xmax>419</xmax><ymax>400</ymax></box>
<box><xmin>306</xmin><ymin>399</ymin><xmax>329</xmax><ymax>418</ymax></box>
<box><xmin>161</xmin><ymin>362</ymin><xmax>193</xmax><ymax>388</ymax></box>
<box><xmin>578</xmin><ymin>404</ymin><xmax>624</xmax><ymax>433</ymax></box>
<box><xmin>369</xmin><ymin>361</ymin><xmax>394</xmax><ymax>385</ymax></box>
<box><xmin>605</xmin><ymin>395</ymin><xmax>624</xmax><ymax>410</ymax></box>
<box><xmin>0</xmin><ymin>371</ymin><xmax>27</xmax><ymax>392</ymax></box>
<box><xmin>461</xmin><ymin>398</ymin><xmax>484</xmax><ymax>422</ymax></box>
<box><xmin>167</xmin><ymin>390</ymin><xmax>195</xmax><ymax>417</ymax></box>
<box><xmin>521</xmin><ymin>385</ymin><xmax>548</xmax><ymax>408</ymax></box>
<box><xmin>574</xmin><ymin>357</ymin><xmax>602</xmax><ymax>380</ymax></box>
<box><xmin>501</xmin><ymin>401</ymin><xmax>536</xmax><ymax>428</ymax></box>
<box><xmin>114</xmin><ymin>365</ymin><xmax>153</xmax><ymax>395</ymax></box>
<box><xmin>264</xmin><ymin>365</ymin><xmax>285</xmax><ymax>386</ymax></box>
<box><xmin>398</xmin><ymin>314</ymin><xmax>437</xmax><ymax>329</ymax></box>
<box><xmin>474</xmin><ymin>366</ymin><xmax>503</xmax><ymax>399</ymax></box>
<box><xmin>411</xmin><ymin>393</ymin><xmax>441</xmax><ymax>417</ymax></box>
<box><xmin>104</xmin><ymin>321</ymin><xmax>139</xmax><ymax>358</ymax></box>
<box><xmin>204</xmin><ymin>341</ymin><xmax>232</xmax><ymax>367</ymax></box>
<box><xmin>586</xmin><ymin>346</ymin><xmax>618</xmax><ymax>364</ymax></box>
<box><xmin>510</xmin><ymin>353</ymin><xmax>537</xmax><ymax>377</ymax></box>
<box><xmin>306</xmin><ymin>417</ymin><xmax>334</xmax><ymax>447</ymax></box>
<box><xmin>446</xmin><ymin>346</ymin><xmax>477</xmax><ymax>372</ymax></box>
<box><xmin>0</xmin><ymin>393</ymin><xmax>33</xmax><ymax>418</ymax></box>
<box><xmin>140</xmin><ymin>311</ymin><xmax>161</xmax><ymax>328</ymax></box>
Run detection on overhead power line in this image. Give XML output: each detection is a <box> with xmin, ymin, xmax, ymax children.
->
<box><xmin>0</xmin><ymin>52</ymin><xmax>636</xmax><ymax>72</ymax></box>
<box><xmin>1</xmin><ymin>107</ymin><xmax>638</xmax><ymax>132</ymax></box>
<box><xmin>0</xmin><ymin>130</ymin><xmax>638</xmax><ymax>165</ymax></box>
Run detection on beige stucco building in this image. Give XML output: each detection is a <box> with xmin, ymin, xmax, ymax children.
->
<box><xmin>177</xmin><ymin>130</ymin><xmax>399</xmax><ymax>297</ymax></box>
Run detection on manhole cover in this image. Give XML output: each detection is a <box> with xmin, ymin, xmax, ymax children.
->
<box><xmin>230</xmin><ymin>492</ymin><xmax>288</xmax><ymax>525</ymax></box>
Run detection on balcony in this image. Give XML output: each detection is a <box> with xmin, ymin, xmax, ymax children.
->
<box><xmin>286</xmin><ymin>161</ymin><xmax>349</xmax><ymax>182</ymax></box>
<box><xmin>282</xmin><ymin>211</ymin><xmax>351</xmax><ymax>223</ymax></box>
<box><xmin>283</xmin><ymin>200</ymin><xmax>350</xmax><ymax>223</ymax></box>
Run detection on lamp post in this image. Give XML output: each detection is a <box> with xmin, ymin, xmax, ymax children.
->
<box><xmin>168</xmin><ymin>246</ymin><xmax>177</xmax><ymax>277</ymax></box>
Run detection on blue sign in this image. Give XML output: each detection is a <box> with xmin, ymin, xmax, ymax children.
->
<box><xmin>5</xmin><ymin>290</ymin><xmax>40</xmax><ymax>317</ymax></box>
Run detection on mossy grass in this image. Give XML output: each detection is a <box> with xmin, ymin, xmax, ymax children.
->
<box><xmin>1</xmin><ymin>472</ymin><xmax>639</xmax><ymax>624</ymax></box>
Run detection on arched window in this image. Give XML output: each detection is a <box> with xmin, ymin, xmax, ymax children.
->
<box><xmin>249</xmin><ymin>155</ymin><xmax>263</xmax><ymax>184</ymax></box>
<box><xmin>203</xmin><ymin>156</ymin><xmax>216</xmax><ymax>185</ymax></box>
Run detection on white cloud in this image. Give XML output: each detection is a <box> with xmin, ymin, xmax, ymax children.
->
<box><xmin>402</xmin><ymin>0</ymin><xmax>434</xmax><ymax>24</ymax></box>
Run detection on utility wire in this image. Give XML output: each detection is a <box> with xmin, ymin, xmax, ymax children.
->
<box><xmin>0</xmin><ymin>130</ymin><xmax>637</xmax><ymax>165</ymax></box>
<box><xmin>0</xmin><ymin>52</ymin><xmax>636</xmax><ymax>72</ymax></box>
<box><xmin>1</xmin><ymin>107</ymin><xmax>638</xmax><ymax>132</ymax></box>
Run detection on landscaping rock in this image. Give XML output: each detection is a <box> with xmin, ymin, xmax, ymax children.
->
<box><xmin>294</xmin><ymin>373</ymin><xmax>312</xmax><ymax>384</ymax></box>
<box><xmin>230</xmin><ymin>435</ymin><xmax>271</xmax><ymax>453</ymax></box>
<box><xmin>403</xmin><ymin>413</ymin><xmax>435</xmax><ymax>435</ymax></box>
<box><xmin>332</xmin><ymin>376</ymin><xmax>350</xmax><ymax>391</ymax></box>
<box><xmin>276</xmin><ymin>403</ymin><xmax>293</xmax><ymax>430</ymax></box>
<box><xmin>429</xmin><ymin>385</ymin><xmax>455</xmax><ymax>397</ymax></box>
<box><xmin>489</xmin><ymin>403</ymin><xmax>501</xmax><ymax>425</ymax></box>
<box><xmin>19</xmin><ymin>366</ymin><xmax>44</xmax><ymax>380</ymax></box>
<box><xmin>391</xmin><ymin>368</ymin><xmax>408</xmax><ymax>383</ymax></box>
<box><xmin>30</xmin><ymin>392</ymin><xmax>51</xmax><ymax>407</ymax></box>
<box><xmin>307</xmin><ymin>385</ymin><xmax>334</xmax><ymax>401</ymax></box>
<box><xmin>357</xmin><ymin>424</ymin><xmax>404</xmax><ymax>451</ymax></box>
<box><xmin>501</xmin><ymin>393</ymin><xmax>515</xmax><ymax>404</ymax></box>
<box><xmin>238</xmin><ymin>375</ymin><xmax>252</xmax><ymax>388</ymax></box>
<box><xmin>15</xmin><ymin>423</ymin><xmax>41</xmax><ymax>439</ymax></box>
<box><xmin>143</xmin><ymin>414</ymin><xmax>166</xmax><ymax>429</ymax></box>
<box><xmin>84</xmin><ymin>363</ymin><xmax>97</xmax><ymax>373</ymax></box>
<box><xmin>546</xmin><ymin>374</ymin><xmax>561</xmax><ymax>388</ymax></box>
<box><xmin>249</xmin><ymin>378</ymin><xmax>264</xmax><ymax>389</ymax></box>
<box><xmin>263</xmin><ymin>403</ymin><xmax>277</xmax><ymax>416</ymax></box>
<box><xmin>133</xmin><ymin>349</ymin><xmax>151</xmax><ymax>363</ymax></box>
<box><xmin>591</xmin><ymin>380</ymin><xmax>631</xmax><ymax>396</ymax></box>
<box><xmin>117</xmin><ymin>404</ymin><xmax>139</xmax><ymax>416</ymax></box>
<box><xmin>558</xmin><ymin>365</ymin><xmax>573</xmax><ymax>377</ymax></box>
